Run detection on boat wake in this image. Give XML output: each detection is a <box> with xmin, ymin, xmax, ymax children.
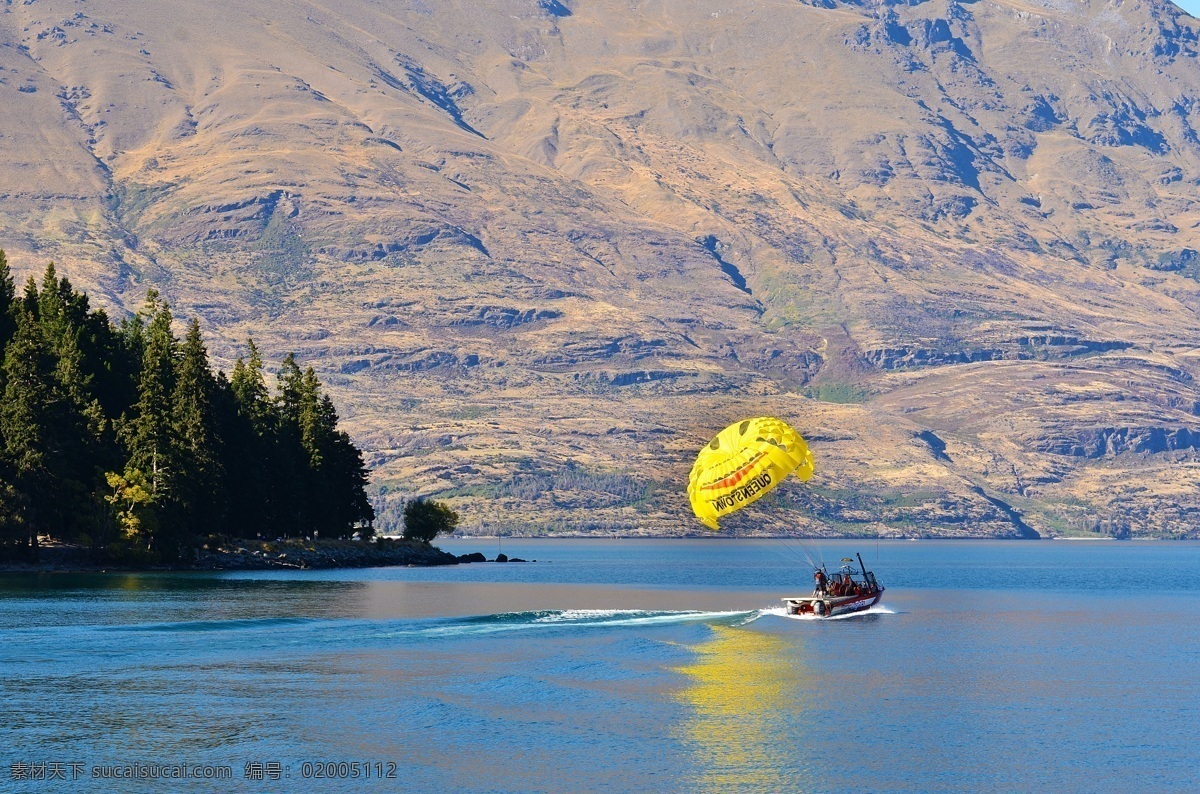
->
<box><xmin>87</xmin><ymin>606</ymin><xmax>894</xmax><ymax>654</ymax></box>
<box><xmin>404</xmin><ymin>609</ymin><xmax>756</xmax><ymax>638</ymax></box>
<box><xmin>382</xmin><ymin>605</ymin><xmax>896</xmax><ymax>637</ymax></box>
<box><xmin>531</xmin><ymin>609</ymin><xmax>745</xmax><ymax>625</ymax></box>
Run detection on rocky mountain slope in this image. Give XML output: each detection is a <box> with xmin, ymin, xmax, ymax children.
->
<box><xmin>2</xmin><ymin>0</ymin><xmax>1199</xmax><ymax>537</ymax></box>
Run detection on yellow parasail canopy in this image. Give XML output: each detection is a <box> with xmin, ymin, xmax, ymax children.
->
<box><xmin>687</xmin><ymin>417</ymin><xmax>814</xmax><ymax>530</ymax></box>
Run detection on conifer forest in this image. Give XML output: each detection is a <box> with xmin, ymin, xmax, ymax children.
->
<box><xmin>0</xmin><ymin>251</ymin><xmax>375</xmax><ymax>562</ymax></box>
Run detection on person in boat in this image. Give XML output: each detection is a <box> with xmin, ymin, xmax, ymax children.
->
<box><xmin>813</xmin><ymin>569</ymin><xmax>828</xmax><ymax>595</ymax></box>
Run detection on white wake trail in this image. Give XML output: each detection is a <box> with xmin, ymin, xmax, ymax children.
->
<box><xmin>531</xmin><ymin>609</ymin><xmax>753</xmax><ymax>627</ymax></box>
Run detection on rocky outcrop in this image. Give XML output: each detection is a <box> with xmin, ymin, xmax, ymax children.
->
<box><xmin>190</xmin><ymin>539</ymin><xmax>460</xmax><ymax>570</ymax></box>
<box><xmin>1037</xmin><ymin>427</ymin><xmax>1200</xmax><ymax>459</ymax></box>
<box><xmin>863</xmin><ymin>337</ymin><xmax>1133</xmax><ymax>370</ymax></box>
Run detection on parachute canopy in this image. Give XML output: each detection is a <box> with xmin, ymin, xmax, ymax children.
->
<box><xmin>687</xmin><ymin>417</ymin><xmax>814</xmax><ymax>530</ymax></box>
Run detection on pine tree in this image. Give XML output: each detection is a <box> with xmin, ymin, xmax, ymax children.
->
<box><xmin>170</xmin><ymin>318</ymin><xmax>223</xmax><ymax>545</ymax></box>
<box><xmin>40</xmin><ymin>299</ymin><xmax>107</xmax><ymax>544</ymax></box>
<box><xmin>298</xmin><ymin>367</ymin><xmax>325</xmax><ymax>463</ymax></box>
<box><xmin>277</xmin><ymin>353</ymin><xmax>305</xmax><ymax>424</ymax></box>
<box><xmin>118</xmin><ymin>313</ymin><xmax>146</xmax><ymax>370</ymax></box>
<box><xmin>110</xmin><ymin>312</ymin><xmax>147</xmax><ymax>419</ymax></box>
<box><xmin>273</xmin><ymin>353</ymin><xmax>310</xmax><ymax>537</ymax></box>
<box><xmin>294</xmin><ymin>367</ymin><xmax>333</xmax><ymax>535</ymax></box>
<box><xmin>0</xmin><ymin>250</ymin><xmax>15</xmax><ymax>356</ymax></box>
<box><xmin>327</xmin><ymin>421</ymin><xmax>376</xmax><ymax>536</ymax></box>
<box><xmin>35</xmin><ymin>268</ymin><xmax>100</xmax><ymax>437</ymax></box>
<box><xmin>0</xmin><ymin>309</ymin><xmax>65</xmax><ymax>553</ymax></box>
<box><xmin>20</xmin><ymin>277</ymin><xmax>38</xmax><ymax>318</ymax></box>
<box><xmin>212</xmin><ymin>369</ymin><xmax>254</xmax><ymax>538</ymax></box>
<box><xmin>0</xmin><ymin>250</ymin><xmax>16</xmax><ymax>406</ymax></box>
<box><xmin>299</xmin><ymin>380</ymin><xmax>374</xmax><ymax>537</ymax></box>
<box><xmin>115</xmin><ymin>291</ymin><xmax>178</xmax><ymax>557</ymax></box>
<box><xmin>226</xmin><ymin>339</ymin><xmax>273</xmax><ymax>537</ymax></box>
<box><xmin>231</xmin><ymin>340</ymin><xmax>272</xmax><ymax>431</ymax></box>
<box><xmin>126</xmin><ymin>291</ymin><xmax>177</xmax><ymax>496</ymax></box>
<box><xmin>37</xmin><ymin>264</ymin><xmax>63</xmax><ymax>339</ymax></box>
<box><xmin>37</xmin><ymin>265</ymin><xmax>108</xmax><ymax>419</ymax></box>
<box><xmin>76</xmin><ymin>304</ymin><xmax>135</xmax><ymax>450</ymax></box>
<box><xmin>270</xmin><ymin>362</ymin><xmax>375</xmax><ymax>538</ymax></box>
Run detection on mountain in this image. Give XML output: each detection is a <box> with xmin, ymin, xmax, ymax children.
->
<box><xmin>2</xmin><ymin>0</ymin><xmax>1200</xmax><ymax>537</ymax></box>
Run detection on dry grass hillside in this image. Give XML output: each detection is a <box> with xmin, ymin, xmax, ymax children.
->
<box><xmin>2</xmin><ymin>0</ymin><xmax>1199</xmax><ymax>536</ymax></box>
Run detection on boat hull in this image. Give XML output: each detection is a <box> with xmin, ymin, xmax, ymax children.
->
<box><xmin>782</xmin><ymin>589</ymin><xmax>883</xmax><ymax>618</ymax></box>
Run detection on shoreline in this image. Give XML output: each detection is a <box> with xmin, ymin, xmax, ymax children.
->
<box><xmin>4</xmin><ymin>534</ymin><xmax>1185</xmax><ymax>573</ymax></box>
<box><xmin>441</xmin><ymin>534</ymin><xmax>1168</xmax><ymax>541</ymax></box>
<box><xmin>0</xmin><ymin>538</ymin><xmax>459</xmax><ymax>574</ymax></box>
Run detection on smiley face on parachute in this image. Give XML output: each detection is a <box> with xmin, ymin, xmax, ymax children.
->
<box><xmin>687</xmin><ymin>417</ymin><xmax>814</xmax><ymax>530</ymax></box>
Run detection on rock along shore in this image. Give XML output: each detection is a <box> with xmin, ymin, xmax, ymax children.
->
<box><xmin>0</xmin><ymin>538</ymin><xmax>460</xmax><ymax>573</ymax></box>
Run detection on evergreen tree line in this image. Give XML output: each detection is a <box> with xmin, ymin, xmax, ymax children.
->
<box><xmin>0</xmin><ymin>252</ymin><xmax>374</xmax><ymax>562</ymax></box>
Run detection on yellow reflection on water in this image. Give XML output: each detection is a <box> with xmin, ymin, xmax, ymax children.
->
<box><xmin>673</xmin><ymin>625</ymin><xmax>813</xmax><ymax>793</ymax></box>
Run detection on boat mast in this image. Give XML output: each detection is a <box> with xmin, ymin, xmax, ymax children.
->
<box><xmin>857</xmin><ymin>553</ymin><xmax>870</xmax><ymax>588</ymax></box>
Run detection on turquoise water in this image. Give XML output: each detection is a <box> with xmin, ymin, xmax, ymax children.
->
<box><xmin>2</xmin><ymin>539</ymin><xmax>1199</xmax><ymax>792</ymax></box>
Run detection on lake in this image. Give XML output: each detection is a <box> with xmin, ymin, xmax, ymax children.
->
<box><xmin>2</xmin><ymin>539</ymin><xmax>1199</xmax><ymax>792</ymax></box>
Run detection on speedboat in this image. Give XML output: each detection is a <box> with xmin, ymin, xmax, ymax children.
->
<box><xmin>783</xmin><ymin>553</ymin><xmax>884</xmax><ymax>618</ymax></box>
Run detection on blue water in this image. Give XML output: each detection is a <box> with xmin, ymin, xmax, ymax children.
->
<box><xmin>2</xmin><ymin>539</ymin><xmax>1199</xmax><ymax>792</ymax></box>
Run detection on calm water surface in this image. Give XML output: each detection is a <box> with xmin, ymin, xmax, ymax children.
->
<box><xmin>2</xmin><ymin>539</ymin><xmax>1199</xmax><ymax>792</ymax></box>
